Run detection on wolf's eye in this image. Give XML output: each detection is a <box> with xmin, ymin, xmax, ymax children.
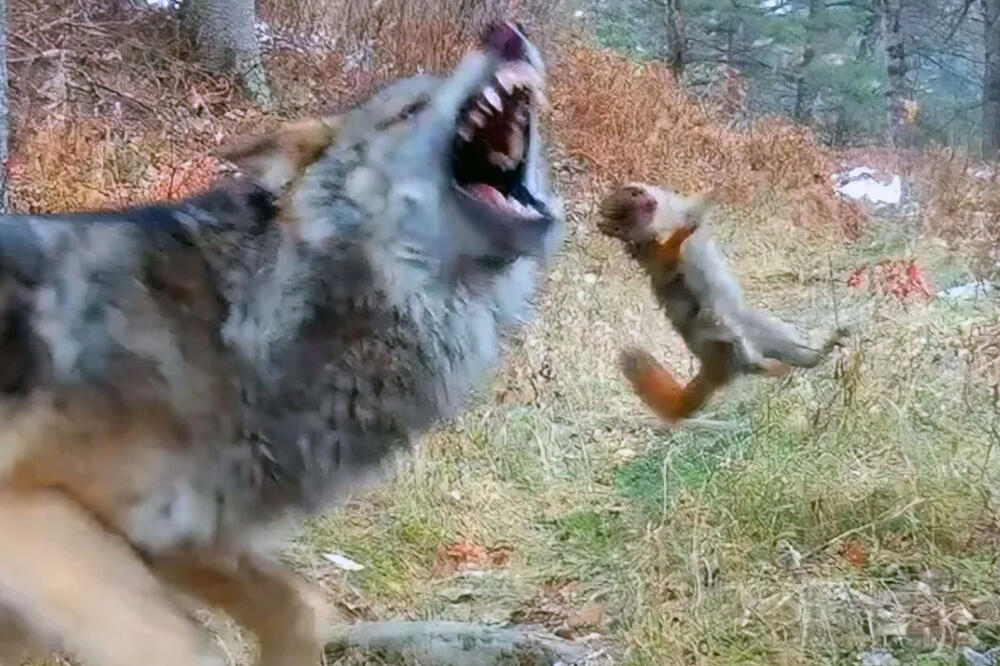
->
<box><xmin>376</xmin><ymin>97</ymin><xmax>430</xmax><ymax>130</ymax></box>
<box><xmin>398</xmin><ymin>99</ymin><xmax>428</xmax><ymax>121</ymax></box>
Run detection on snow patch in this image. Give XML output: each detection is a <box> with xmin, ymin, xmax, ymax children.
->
<box><xmin>972</xmin><ymin>165</ymin><xmax>996</xmax><ymax>182</ymax></box>
<box><xmin>138</xmin><ymin>0</ymin><xmax>179</xmax><ymax>9</ymax></box>
<box><xmin>834</xmin><ymin>166</ymin><xmax>903</xmax><ymax>206</ymax></box>
<box><xmin>937</xmin><ymin>281</ymin><xmax>996</xmax><ymax>302</ymax></box>
<box><xmin>323</xmin><ymin>552</ymin><xmax>365</xmax><ymax>572</ymax></box>
<box><xmin>761</xmin><ymin>0</ymin><xmax>792</xmax><ymax>15</ymax></box>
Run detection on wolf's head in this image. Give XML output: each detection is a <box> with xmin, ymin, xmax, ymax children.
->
<box><xmin>598</xmin><ymin>183</ymin><xmax>715</xmax><ymax>244</ymax></box>
<box><xmin>223</xmin><ymin>21</ymin><xmax>562</xmax><ymax>271</ymax></box>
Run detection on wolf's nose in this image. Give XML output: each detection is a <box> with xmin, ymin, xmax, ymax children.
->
<box><xmin>481</xmin><ymin>21</ymin><xmax>526</xmax><ymax>61</ymax></box>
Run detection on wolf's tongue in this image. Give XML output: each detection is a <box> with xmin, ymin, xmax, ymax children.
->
<box><xmin>469</xmin><ymin>184</ymin><xmax>506</xmax><ymax>206</ymax></box>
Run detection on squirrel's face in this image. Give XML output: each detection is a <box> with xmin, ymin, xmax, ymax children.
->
<box><xmin>597</xmin><ymin>184</ymin><xmax>658</xmax><ymax>242</ymax></box>
<box><xmin>598</xmin><ymin>183</ymin><xmax>713</xmax><ymax>244</ymax></box>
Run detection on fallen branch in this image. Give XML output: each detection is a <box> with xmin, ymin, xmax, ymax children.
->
<box><xmin>66</xmin><ymin>63</ymin><xmax>157</xmax><ymax>115</ymax></box>
<box><xmin>8</xmin><ymin>48</ymin><xmax>70</xmax><ymax>64</ymax></box>
<box><xmin>803</xmin><ymin>497</ymin><xmax>926</xmax><ymax>561</ymax></box>
<box><xmin>324</xmin><ymin>621</ymin><xmax>590</xmax><ymax>665</ymax></box>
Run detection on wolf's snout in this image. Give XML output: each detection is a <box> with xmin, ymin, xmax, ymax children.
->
<box><xmin>451</xmin><ymin>17</ymin><xmax>550</xmax><ymax>235</ymax></box>
<box><xmin>481</xmin><ymin>21</ymin><xmax>527</xmax><ymax>62</ymax></box>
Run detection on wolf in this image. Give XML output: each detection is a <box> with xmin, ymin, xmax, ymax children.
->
<box><xmin>0</xmin><ymin>21</ymin><xmax>563</xmax><ymax>665</ymax></box>
<box><xmin>597</xmin><ymin>182</ymin><xmax>846</xmax><ymax>423</ymax></box>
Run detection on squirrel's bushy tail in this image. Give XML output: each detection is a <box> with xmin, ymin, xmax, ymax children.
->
<box><xmin>620</xmin><ymin>347</ymin><xmax>723</xmax><ymax>422</ymax></box>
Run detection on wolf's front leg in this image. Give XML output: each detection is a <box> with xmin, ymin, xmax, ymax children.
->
<box><xmin>0</xmin><ymin>489</ymin><xmax>225</xmax><ymax>666</ymax></box>
<box><xmin>153</xmin><ymin>549</ymin><xmax>332</xmax><ymax>666</ymax></box>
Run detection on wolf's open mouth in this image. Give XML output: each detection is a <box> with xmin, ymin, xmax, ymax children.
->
<box><xmin>451</xmin><ymin>57</ymin><xmax>547</xmax><ymax>222</ymax></box>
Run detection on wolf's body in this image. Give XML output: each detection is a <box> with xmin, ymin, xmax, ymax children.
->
<box><xmin>597</xmin><ymin>183</ymin><xmax>845</xmax><ymax>422</ymax></box>
<box><xmin>0</xmin><ymin>22</ymin><xmax>562</xmax><ymax>665</ymax></box>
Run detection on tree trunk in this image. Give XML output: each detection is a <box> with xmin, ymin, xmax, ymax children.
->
<box><xmin>181</xmin><ymin>0</ymin><xmax>275</xmax><ymax>109</ymax></box>
<box><xmin>794</xmin><ymin>0</ymin><xmax>825</xmax><ymax>123</ymax></box>
<box><xmin>833</xmin><ymin>106</ymin><xmax>848</xmax><ymax>146</ymax></box>
<box><xmin>876</xmin><ymin>0</ymin><xmax>910</xmax><ymax>148</ymax></box>
<box><xmin>724</xmin><ymin>4</ymin><xmax>743</xmax><ymax>68</ymax></box>
<box><xmin>857</xmin><ymin>6</ymin><xmax>880</xmax><ymax>61</ymax></box>
<box><xmin>665</xmin><ymin>0</ymin><xmax>688</xmax><ymax>79</ymax></box>
<box><xmin>985</xmin><ymin>0</ymin><xmax>1000</xmax><ymax>159</ymax></box>
<box><xmin>0</xmin><ymin>0</ymin><xmax>9</xmax><ymax>213</ymax></box>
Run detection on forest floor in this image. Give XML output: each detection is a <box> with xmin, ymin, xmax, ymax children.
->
<box><xmin>297</xmin><ymin>159</ymin><xmax>1000</xmax><ymax>666</ymax></box>
<box><xmin>10</xmin><ymin>3</ymin><xmax>1000</xmax><ymax>664</ymax></box>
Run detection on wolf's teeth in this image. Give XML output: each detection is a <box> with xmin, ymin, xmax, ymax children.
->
<box><xmin>468</xmin><ymin>109</ymin><xmax>486</xmax><ymax>127</ymax></box>
<box><xmin>457</xmin><ymin>125</ymin><xmax>473</xmax><ymax>141</ymax></box>
<box><xmin>531</xmin><ymin>88</ymin><xmax>548</xmax><ymax>110</ymax></box>
<box><xmin>496</xmin><ymin>71</ymin><xmax>516</xmax><ymax>94</ymax></box>
<box><xmin>497</xmin><ymin>62</ymin><xmax>544</xmax><ymax>92</ymax></box>
<box><xmin>508</xmin><ymin>128</ymin><xmax>524</xmax><ymax>161</ymax></box>
<box><xmin>483</xmin><ymin>87</ymin><xmax>502</xmax><ymax>111</ymax></box>
<box><xmin>488</xmin><ymin>151</ymin><xmax>517</xmax><ymax>171</ymax></box>
<box><xmin>477</xmin><ymin>100</ymin><xmax>493</xmax><ymax>114</ymax></box>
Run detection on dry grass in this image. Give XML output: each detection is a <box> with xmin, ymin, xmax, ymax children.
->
<box><xmin>839</xmin><ymin>145</ymin><xmax>1000</xmax><ymax>276</ymax></box>
<box><xmin>6</xmin><ymin>1</ymin><xmax>1000</xmax><ymax>664</ymax></box>
<box><xmin>550</xmin><ymin>47</ymin><xmax>866</xmax><ymax>239</ymax></box>
<box><xmin>913</xmin><ymin>149</ymin><xmax>1000</xmax><ymax>275</ymax></box>
<box><xmin>258</xmin><ymin>0</ymin><xmax>565</xmax><ymax>113</ymax></box>
<box><xmin>8</xmin><ymin>119</ymin><xmax>224</xmax><ymax>212</ymax></box>
<box><xmin>837</xmin><ymin>144</ymin><xmax>1000</xmax><ymax>375</ymax></box>
<box><xmin>307</xmin><ymin>178</ymin><xmax>1000</xmax><ymax>664</ymax></box>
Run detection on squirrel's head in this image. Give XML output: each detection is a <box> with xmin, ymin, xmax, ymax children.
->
<box><xmin>598</xmin><ymin>183</ymin><xmax>715</xmax><ymax>244</ymax></box>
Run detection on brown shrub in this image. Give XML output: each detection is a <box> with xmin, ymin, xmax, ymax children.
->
<box><xmin>7</xmin><ymin>0</ymin><xmax>239</xmax><ymax>125</ymax></box>
<box><xmin>846</xmin><ymin>259</ymin><xmax>934</xmax><ymax>302</ymax></box>
<box><xmin>5</xmin><ymin>0</ymin><xmax>567</xmax><ymax>215</ymax></box>
<box><xmin>910</xmin><ymin>148</ymin><xmax>1000</xmax><ymax>277</ymax></box>
<box><xmin>550</xmin><ymin>46</ymin><xmax>865</xmax><ymax>237</ymax></box>
<box><xmin>8</xmin><ymin>0</ymin><xmax>863</xmax><ymax>241</ymax></box>
<box><xmin>261</xmin><ymin>0</ymin><xmax>563</xmax><ymax>105</ymax></box>
<box><xmin>8</xmin><ymin>119</ymin><xmax>224</xmax><ymax>213</ymax></box>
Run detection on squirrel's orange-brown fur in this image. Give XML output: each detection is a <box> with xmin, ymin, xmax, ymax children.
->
<box><xmin>599</xmin><ymin>183</ymin><xmax>846</xmax><ymax>423</ymax></box>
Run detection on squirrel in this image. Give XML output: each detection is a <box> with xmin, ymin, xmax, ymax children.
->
<box><xmin>598</xmin><ymin>183</ymin><xmax>848</xmax><ymax>423</ymax></box>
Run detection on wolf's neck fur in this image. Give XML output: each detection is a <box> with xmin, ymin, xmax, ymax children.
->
<box><xmin>190</xmin><ymin>195</ymin><xmax>544</xmax><ymax>532</ymax></box>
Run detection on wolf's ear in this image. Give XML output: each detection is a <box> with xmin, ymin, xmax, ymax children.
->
<box><xmin>218</xmin><ymin>116</ymin><xmax>341</xmax><ymax>195</ymax></box>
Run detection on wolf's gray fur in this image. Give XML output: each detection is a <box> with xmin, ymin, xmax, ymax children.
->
<box><xmin>0</xmin><ymin>22</ymin><xmax>563</xmax><ymax>558</ymax></box>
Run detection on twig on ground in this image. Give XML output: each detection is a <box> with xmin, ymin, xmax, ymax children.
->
<box><xmin>827</xmin><ymin>255</ymin><xmax>842</xmax><ymax>331</ymax></box>
<box><xmin>8</xmin><ymin>48</ymin><xmax>70</xmax><ymax>63</ymax></box>
<box><xmin>644</xmin><ymin>415</ymin><xmax>743</xmax><ymax>431</ymax></box>
<box><xmin>323</xmin><ymin>620</ymin><xmax>590</xmax><ymax>666</ymax></box>
<box><xmin>803</xmin><ymin>497</ymin><xmax>925</xmax><ymax>561</ymax></box>
<box><xmin>65</xmin><ymin>63</ymin><xmax>157</xmax><ymax>114</ymax></box>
